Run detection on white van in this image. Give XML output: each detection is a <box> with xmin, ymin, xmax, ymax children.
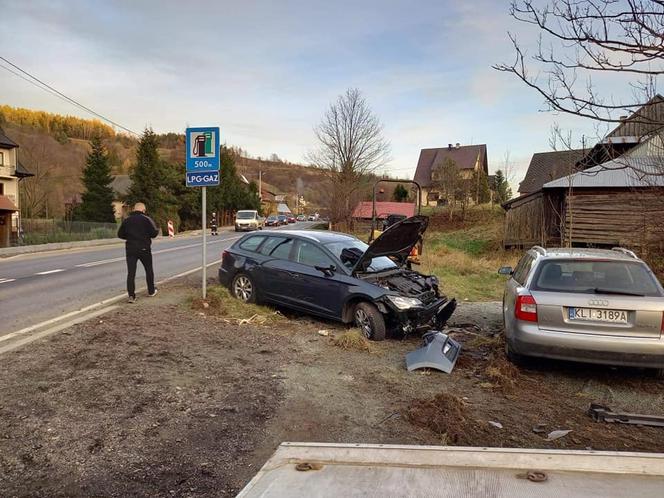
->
<box><xmin>234</xmin><ymin>210</ymin><xmax>264</xmax><ymax>232</ymax></box>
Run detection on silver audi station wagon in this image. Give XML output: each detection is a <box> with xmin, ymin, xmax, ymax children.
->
<box><xmin>499</xmin><ymin>247</ymin><xmax>664</xmax><ymax>375</ymax></box>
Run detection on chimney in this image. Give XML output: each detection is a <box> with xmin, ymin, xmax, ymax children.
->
<box><xmin>455</xmin><ymin>143</ymin><xmax>460</xmax><ymax>149</ymax></box>
<box><xmin>448</xmin><ymin>143</ymin><xmax>452</xmax><ymax>149</ymax></box>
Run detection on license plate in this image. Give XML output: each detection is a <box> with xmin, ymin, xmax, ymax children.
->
<box><xmin>568</xmin><ymin>307</ymin><xmax>628</xmax><ymax>324</ymax></box>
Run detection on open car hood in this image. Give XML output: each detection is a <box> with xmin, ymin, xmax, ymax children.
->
<box><xmin>352</xmin><ymin>215</ymin><xmax>428</xmax><ymax>273</ymax></box>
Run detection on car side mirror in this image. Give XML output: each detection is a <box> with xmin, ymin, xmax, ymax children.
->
<box><xmin>315</xmin><ymin>264</ymin><xmax>336</xmax><ymax>276</ymax></box>
<box><xmin>498</xmin><ymin>266</ymin><xmax>514</xmax><ymax>276</ymax></box>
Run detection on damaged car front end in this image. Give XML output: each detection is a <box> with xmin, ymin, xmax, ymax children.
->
<box><xmin>342</xmin><ymin>215</ymin><xmax>456</xmax><ymax>339</ymax></box>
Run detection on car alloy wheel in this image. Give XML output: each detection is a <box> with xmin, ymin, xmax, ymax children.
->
<box><xmin>353</xmin><ymin>302</ymin><xmax>386</xmax><ymax>341</ymax></box>
<box><xmin>355</xmin><ymin>308</ymin><xmax>372</xmax><ymax>338</ymax></box>
<box><xmin>233</xmin><ymin>274</ymin><xmax>254</xmax><ymax>302</ymax></box>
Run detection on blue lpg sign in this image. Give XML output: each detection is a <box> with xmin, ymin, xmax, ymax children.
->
<box><xmin>185</xmin><ymin>126</ymin><xmax>220</xmax><ymax>186</ymax></box>
<box><xmin>186</xmin><ymin>171</ymin><xmax>219</xmax><ymax>187</ymax></box>
<box><xmin>186</xmin><ymin>126</ymin><xmax>220</xmax><ymax>172</ymax></box>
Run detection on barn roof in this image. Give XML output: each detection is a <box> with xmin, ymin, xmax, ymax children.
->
<box><xmin>414</xmin><ymin>144</ymin><xmax>487</xmax><ymax>188</ymax></box>
<box><xmin>543</xmin><ymin>156</ymin><xmax>664</xmax><ymax>189</ymax></box>
<box><xmin>518</xmin><ymin>149</ymin><xmax>587</xmax><ymax>194</ymax></box>
<box><xmin>352</xmin><ymin>201</ymin><xmax>416</xmax><ymax>219</ymax></box>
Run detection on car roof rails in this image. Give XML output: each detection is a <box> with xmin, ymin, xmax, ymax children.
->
<box><xmin>531</xmin><ymin>245</ymin><xmax>547</xmax><ymax>256</ymax></box>
<box><xmin>611</xmin><ymin>247</ymin><xmax>638</xmax><ymax>259</ymax></box>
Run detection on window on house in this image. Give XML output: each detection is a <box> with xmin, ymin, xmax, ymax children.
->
<box><xmin>0</xmin><ymin>182</ymin><xmax>4</xmax><ymax>195</ymax></box>
<box><xmin>0</xmin><ymin>152</ymin><xmax>4</xmax><ymax>166</ymax></box>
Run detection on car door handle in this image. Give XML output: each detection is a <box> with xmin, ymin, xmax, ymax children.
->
<box><xmin>287</xmin><ymin>272</ymin><xmax>301</xmax><ymax>279</ymax></box>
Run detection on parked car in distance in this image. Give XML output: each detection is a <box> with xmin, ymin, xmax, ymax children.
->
<box><xmin>499</xmin><ymin>246</ymin><xmax>664</xmax><ymax>375</ymax></box>
<box><xmin>308</xmin><ymin>215</ymin><xmax>316</xmax><ymax>221</ymax></box>
<box><xmin>234</xmin><ymin>210</ymin><xmax>264</xmax><ymax>232</ymax></box>
<box><xmin>265</xmin><ymin>215</ymin><xmax>280</xmax><ymax>227</ymax></box>
<box><xmin>287</xmin><ymin>215</ymin><xmax>296</xmax><ymax>223</ymax></box>
<box><xmin>296</xmin><ymin>214</ymin><xmax>306</xmax><ymax>222</ymax></box>
<box><xmin>219</xmin><ymin>216</ymin><xmax>456</xmax><ymax>340</ymax></box>
<box><xmin>277</xmin><ymin>214</ymin><xmax>288</xmax><ymax>225</ymax></box>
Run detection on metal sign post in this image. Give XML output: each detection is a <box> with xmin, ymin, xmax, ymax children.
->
<box><xmin>185</xmin><ymin>126</ymin><xmax>220</xmax><ymax>299</ymax></box>
<box><xmin>202</xmin><ymin>186</ymin><xmax>207</xmax><ymax>299</ymax></box>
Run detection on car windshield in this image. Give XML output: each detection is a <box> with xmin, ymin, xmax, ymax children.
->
<box><xmin>278</xmin><ymin>215</ymin><xmax>287</xmax><ymax>219</ymax></box>
<box><xmin>324</xmin><ymin>239</ymin><xmax>398</xmax><ymax>272</ymax></box>
<box><xmin>267</xmin><ymin>216</ymin><xmax>277</xmax><ymax>220</ymax></box>
<box><xmin>236</xmin><ymin>211</ymin><xmax>255</xmax><ymax>219</ymax></box>
<box><xmin>532</xmin><ymin>259</ymin><xmax>663</xmax><ymax>297</ymax></box>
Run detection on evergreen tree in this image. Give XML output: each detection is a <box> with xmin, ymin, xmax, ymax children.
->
<box><xmin>494</xmin><ymin>169</ymin><xmax>512</xmax><ymax>204</ymax></box>
<box><xmin>472</xmin><ymin>169</ymin><xmax>491</xmax><ymax>204</ymax></box>
<box><xmin>392</xmin><ymin>184</ymin><xmax>409</xmax><ymax>202</ymax></box>
<box><xmin>207</xmin><ymin>147</ymin><xmax>261</xmax><ymax>216</ymax></box>
<box><xmin>76</xmin><ymin>136</ymin><xmax>116</xmax><ymax>222</ymax></box>
<box><xmin>126</xmin><ymin>128</ymin><xmax>179</xmax><ymax>231</ymax></box>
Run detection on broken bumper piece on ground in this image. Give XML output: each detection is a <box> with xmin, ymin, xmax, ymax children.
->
<box><xmin>406</xmin><ymin>331</ymin><xmax>461</xmax><ymax>373</ymax></box>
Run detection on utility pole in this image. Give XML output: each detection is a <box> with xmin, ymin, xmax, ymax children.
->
<box><xmin>258</xmin><ymin>170</ymin><xmax>263</xmax><ymax>201</ymax></box>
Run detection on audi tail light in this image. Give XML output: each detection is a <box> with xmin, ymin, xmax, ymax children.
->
<box><xmin>222</xmin><ymin>250</ymin><xmax>229</xmax><ymax>263</ymax></box>
<box><xmin>515</xmin><ymin>294</ymin><xmax>538</xmax><ymax>322</ymax></box>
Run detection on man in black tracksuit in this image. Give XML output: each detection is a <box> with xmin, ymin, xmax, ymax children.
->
<box><xmin>118</xmin><ymin>202</ymin><xmax>159</xmax><ymax>302</ymax></box>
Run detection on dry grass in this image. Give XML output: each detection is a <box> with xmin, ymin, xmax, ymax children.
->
<box><xmin>191</xmin><ymin>286</ymin><xmax>286</xmax><ymax>325</ymax></box>
<box><xmin>332</xmin><ymin>329</ymin><xmax>375</xmax><ymax>353</ymax></box>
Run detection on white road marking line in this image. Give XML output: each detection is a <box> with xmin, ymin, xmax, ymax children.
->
<box><xmin>0</xmin><ymin>258</ymin><xmax>223</xmax><ymax>344</ymax></box>
<box><xmin>0</xmin><ymin>278</ymin><xmax>16</xmax><ymax>284</ymax></box>
<box><xmin>76</xmin><ymin>256</ymin><xmax>125</xmax><ymax>268</ymax></box>
<box><xmin>74</xmin><ymin>237</ymin><xmax>240</xmax><ymax>268</ymax></box>
<box><xmin>35</xmin><ymin>269</ymin><xmax>65</xmax><ymax>275</ymax></box>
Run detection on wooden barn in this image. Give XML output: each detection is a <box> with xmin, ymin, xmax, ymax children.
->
<box><xmin>541</xmin><ymin>155</ymin><xmax>664</xmax><ymax>252</ymax></box>
<box><xmin>504</xmin><ymin>95</ymin><xmax>664</xmax><ymax>251</ymax></box>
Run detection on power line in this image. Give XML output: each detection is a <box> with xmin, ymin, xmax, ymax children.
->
<box><xmin>0</xmin><ymin>56</ymin><xmax>139</xmax><ymax>136</ymax></box>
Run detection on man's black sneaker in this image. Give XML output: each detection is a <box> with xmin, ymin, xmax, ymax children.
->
<box><xmin>128</xmin><ymin>296</ymin><xmax>136</xmax><ymax>303</ymax></box>
<box><xmin>148</xmin><ymin>289</ymin><xmax>158</xmax><ymax>297</ymax></box>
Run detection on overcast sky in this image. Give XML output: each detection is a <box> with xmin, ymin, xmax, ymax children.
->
<box><xmin>1</xmin><ymin>0</ymin><xmax>613</xmax><ymax>186</ymax></box>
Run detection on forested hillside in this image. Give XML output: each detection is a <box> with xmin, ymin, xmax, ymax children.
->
<box><xmin>0</xmin><ymin>105</ymin><xmax>328</xmax><ymax>218</ymax></box>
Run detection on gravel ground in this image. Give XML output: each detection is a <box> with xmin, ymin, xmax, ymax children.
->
<box><xmin>1</xmin><ymin>280</ymin><xmax>663</xmax><ymax>497</ymax></box>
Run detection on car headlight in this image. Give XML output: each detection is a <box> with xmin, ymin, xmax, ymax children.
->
<box><xmin>386</xmin><ymin>295</ymin><xmax>423</xmax><ymax>310</ymax></box>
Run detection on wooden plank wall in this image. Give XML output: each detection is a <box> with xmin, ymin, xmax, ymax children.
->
<box><xmin>503</xmin><ymin>193</ymin><xmax>559</xmax><ymax>248</ymax></box>
<box><xmin>564</xmin><ymin>189</ymin><xmax>664</xmax><ymax>253</ymax></box>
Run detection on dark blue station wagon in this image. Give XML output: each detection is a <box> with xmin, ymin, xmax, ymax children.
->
<box><xmin>218</xmin><ymin>217</ymin><xmax>456</xmax><ymax>340</ymax></box>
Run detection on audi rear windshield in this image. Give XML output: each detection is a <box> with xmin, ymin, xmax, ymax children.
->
<box><xmin>531</xmin><ymin>259</ymin><xmax>663</xmax><ymax>297</ymax></box>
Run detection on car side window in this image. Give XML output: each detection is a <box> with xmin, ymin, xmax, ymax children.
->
<box><xmin>513</xmin><ymin>254</ymin><xmax>534</xmax><ymax>285</ymax></box>
<box><xmin>295</xmin><ymin>240</ymin><xmax>334</xmax><ymax>268</ymax></box>
<box><xmin>238</xmin><ymin>235</ymin><xmax>265</xmax><ymax>252</ymax></box>
<box><xmin>259</xmin><ymin>236</ymin><xmax>294</xmax><ymax>260</ymax></box>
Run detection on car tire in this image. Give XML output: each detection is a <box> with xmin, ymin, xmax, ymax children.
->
<box><xmin>231</xmin><ymin>273</ymin><xmax>257</xmax><ymax>304</ymax></box>
<box><xmin>504</xmin><ymin>340</ymin><xmax>527</xmax><ymax>367</ymax></box>
<box><xmin>354</xmin><ymin>302</ymin><xmax>386</xmax><ymax>341</ymax></box>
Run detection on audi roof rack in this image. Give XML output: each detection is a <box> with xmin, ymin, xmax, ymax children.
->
<box><xmin>531</xmin><ymin>245</ymin><xmax>547</xmax><ymax>256</ymax></box>
<box><xmin>611</xmin><ymin>247</ymin><xmax>638</xmax><ymax>259</ymax></box>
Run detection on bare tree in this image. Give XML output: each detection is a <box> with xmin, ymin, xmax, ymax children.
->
<box><xmin>308</xmin><ymin>88</ymin><xmax>390</xmax><ymax>228</ymax></box>
<box><xmin>432</xmin><ymin>158</ymin><xmax>462</xmax><ymax>219</ymax></box>
<box><xmin>494</xmin><ymin>0</ymin><xmax>664</xmax><ymax>129</ymax></box>
<box><xmin>19</xmin><ymin>144</ymin><xmax>53</xmax><ymax>218</ymax></box>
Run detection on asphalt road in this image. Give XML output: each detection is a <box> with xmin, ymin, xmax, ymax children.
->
<box><xmin>0</xmin><ymin>222</ymin><xmax>315</xmax><ymax>336</ymax></box>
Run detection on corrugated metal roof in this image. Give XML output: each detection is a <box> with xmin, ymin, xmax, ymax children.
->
<box><xmin>0</xmin><ymin>127</ymin><xmax>18</xmax><ymax>149</ymax></box>
<box><xmin>543</xmin><ymin>156</ymin><xmax>664</xmax><ymax>189</ymax></box>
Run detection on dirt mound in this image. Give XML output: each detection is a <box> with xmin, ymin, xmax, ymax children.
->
<box><xmin>485</xmin><ymin>355</ymin><xmax>520</xmax><ymax>390</ymax></box>
<box><xmin>406</xmin><ymin>392</ymin><xmax>468</xmax><ymax>444</ymax></box>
